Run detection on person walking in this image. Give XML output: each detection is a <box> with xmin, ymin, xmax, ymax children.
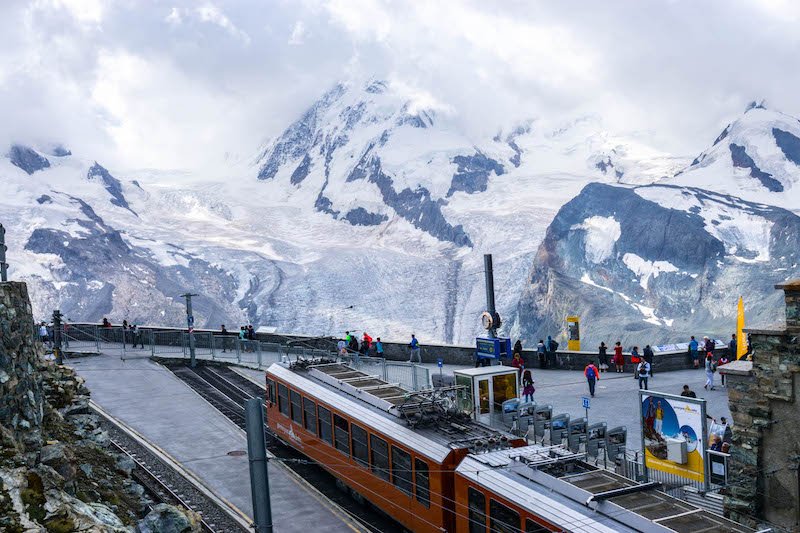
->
<box><xmin>584</xmin><ymin>361</ymin><xmax>600</xmax><ymax>397</ymax></box>
<box><xmin>643</xmin><ymin>344</ymin><xmax>654</xmax><ymax>376</ymax></box>
<box><xmin>598</xmin><ymin>342</ymin><xmax>608</xmax><ymax>372</ymax></box>
<box><xmin>537</xmin><ymin>339</ymin><xmax>546</xmax><ymax>369</ymax></box>
<box><xmin>680</xmin><ymin>384</ymin><xmax>697</xmax><ymax>398</ymax></box>
<box><xmin>375</xmin><ymin>337</ymin><xmax>384</xmax><ymax>357</ymax></box>
<box><xmin>522</xmin><ymin>370</ymin><xmax>535</xmax><ymax>403</ymax></box>
<box><xmin>408</xmin><ymin>334</ymin><xmax>421</xmax><ymax>363</ymax></box>
<box><xmin>630</xmin><ymin>346</ymin><xmax>641</xmax><ymax>379</ymax></box>
<box><xmin>613</xmin><ymin>342</ymin><xmax>625</xmax><ymax>373</ymax></box>
<box><xmin>704</xmin><ymin>353</ymin><xmax>716</xmax><ymax>390</ymax></box>
<box><xmin>637</xmin><ymin>358</ymin><xmax>651</xmax><ymax>390</ymax></box>
<box><xmin>689</xmin><ymin>336</ymin><xmax>700</xmax><ymax>369</ymax></box>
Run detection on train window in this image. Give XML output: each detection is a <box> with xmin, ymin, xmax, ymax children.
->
<box><xmin>290</xmin><ymin>391</ymin><xmax>303</xmax><ymax>425</ymax></box>
<box><xmin>303</xmin><ymin>397</ymin><xmax>316</xmax><ymax>434</ymax></box>
<box><xmin>277</xmin><ymin>383</ymin><xmax>289</xmax><ymax>417</ymax></box>
<box><xmin>391</xmin><ymin>446</ymin><xmax>413</xmax><ymax>496</ymax></box>
<box><xmin>414</xmin><ymin>458</ymin><xmax>430</xmax><ymax>508</ymax></box>
<box><xmin>266</xmin><ymin>379</ymin><xmax>276</xmax><ymax>404</ymax></box>
<box><xmin>468</xmin><ymin>487</ymin><xmax>487</xmax><ymax>533</ymax></box>
<box><xmin>318</xmin><ymin>406</ymin><xmax>333</xmax><ymax>445</ymax></box>
<box><xmin>489</xmin><ymin>499</ymin><xmax>521</xmax><ymax>533</ymax></box>
<box><xmin>334</xmin><ymin>414</ymin><xmax>350</xmax><ymax>456</ymax></box>
<box><xmin>525</xmin><ymin>519</ymin><xmax>550</xmax><ymax>533</ymax></box>
<box><xmin>351</xmin><ymin>424</ymin><xmax>369</xmax><ymax>467</ymax></box>
<box><xmin>370</xmin><ymin>435</ymin><xmax>390</xmax><ymax>481</ymax></box>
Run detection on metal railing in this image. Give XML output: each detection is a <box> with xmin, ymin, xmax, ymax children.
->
<box><xmin>0</xmin><ymin>222</ymin><xmax>7</xmax><ymax>282</ymax></box>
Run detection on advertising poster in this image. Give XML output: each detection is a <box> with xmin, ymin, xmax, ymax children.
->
<box><xmin>640</xmin><ymin>392</ymin><xmax>707</xmax><ymax>483</ymax></box>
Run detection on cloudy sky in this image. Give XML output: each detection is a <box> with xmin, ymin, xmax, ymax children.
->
<box><xmin>2</xmin><ymin>0</ymin><xmax>799</xmax><ymax>173</ymax></box>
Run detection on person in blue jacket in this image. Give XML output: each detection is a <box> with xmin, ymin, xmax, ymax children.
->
<box><xmin>408</xmin><ymin>334</ymin><xmax>421</xmax><ymax>363</ymax></box>
<box><xmin>689</xmin><ymin>336</ymin><xmax>699</xmax><ymax>369</ymax></box>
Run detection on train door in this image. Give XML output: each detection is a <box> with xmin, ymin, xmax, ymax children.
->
<box><xmin>477</xmin><ymin>377</ymin><xmax>492</xmax><ymax>425</ymax></box>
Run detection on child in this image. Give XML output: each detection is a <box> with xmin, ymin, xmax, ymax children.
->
<box><xmin>717</xmin><ymin>353</ymin><xmax>729</xmax><ymax>386</ymax></box>
<box><xmin>522</xmin><ymin>370</ymin><xmax>535</xmax><ymax>403</ymax></box>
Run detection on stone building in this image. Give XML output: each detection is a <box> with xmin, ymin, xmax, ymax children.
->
<box><xmin>723</xmin><ymin>280</ymin><xmax>800</xmax><ymax>530</ymax></box>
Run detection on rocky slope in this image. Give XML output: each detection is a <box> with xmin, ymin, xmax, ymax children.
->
<box><xmin>0</xmin><ymin>281</ymin><xmax>200</xmax><ymax>532</ymax></box>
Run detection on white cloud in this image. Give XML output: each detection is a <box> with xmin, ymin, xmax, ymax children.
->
<box><xmin>288</xmin><ymin>20</ymin><xmax>307</xmax><ymax>45</ymax></box>
<box><xmin>0</xmin><ymin>0</ymin><xmax>799</xmax><ymax>173</ymax></box>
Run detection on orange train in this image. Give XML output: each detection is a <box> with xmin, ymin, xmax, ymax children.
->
<box><xmin>265</xmin><ymin>361</ymin><xmax>754</xmax><ymax>533</ymax></box>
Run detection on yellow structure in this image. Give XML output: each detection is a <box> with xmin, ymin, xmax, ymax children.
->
<box><xmin>736</xmin><ymin>296</ymin><xmax>747</xmax><ymax>359</ymax></box>
<box><xmin>567</xmin><ymin>315</ymin><xmax>580</xmax><ymax>351</ymax></box>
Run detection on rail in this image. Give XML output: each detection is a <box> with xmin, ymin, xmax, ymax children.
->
<box><xmin>90</xmin><ymin>401</ymin><xmax>252</xmax><ymax>532</ymax></box>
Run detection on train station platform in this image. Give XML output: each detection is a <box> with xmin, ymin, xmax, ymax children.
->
<box><xmin>69</xmin><ymin>352</ymin><xmax>362</xmax><ymax>533</ymax></box>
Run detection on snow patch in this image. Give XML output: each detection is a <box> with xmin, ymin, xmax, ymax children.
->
<box><xmin>622</xmin><ymin>253</ymin><xmax>679</xmax><ymax>289</ymax></box>
<box><xmin>572</xmin><ymin>216</ymin><xmax>621</xmax><ymax>263</ymax></box>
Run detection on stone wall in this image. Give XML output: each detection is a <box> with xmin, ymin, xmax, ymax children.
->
<box><xmin>0</xmin><ymin>281</ymin><xmax>43</xmax><ymax>451</ymax></box>
<box><xmin>722</xmin><ymin>280</ymin><xmax>800</xmax><ymax>530</ymax></box>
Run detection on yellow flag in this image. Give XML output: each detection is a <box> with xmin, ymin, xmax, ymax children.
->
<box><xmin>736</xmin><ymin>296</ymin><xmax>747</xmax><ymax>359</ymax></box>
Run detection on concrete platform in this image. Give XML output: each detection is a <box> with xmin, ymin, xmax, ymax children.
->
<box><xmin>69</xmin><ymin>352</ymin><xmax>360</xmax><ymax>533</ymax></box>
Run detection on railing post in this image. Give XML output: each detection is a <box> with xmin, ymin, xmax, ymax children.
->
<box><xmin>0</xmin><ymin>222</ymin><xmax>8</xmax><ymax>282</ymax></box>
<box><xmin>412</xmin><ymin>363</ymin><xmax>419</xmax><ymax>390</ymax></box>
<box><xmin>382</xmin><ymin>358</ymin><xmax>388</xmax><ymax>381</ymax></box>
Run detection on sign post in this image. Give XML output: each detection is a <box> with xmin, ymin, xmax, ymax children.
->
<box><xmin>582</xmin><ymin>396</ymin><xmax>590</xmax><ymax>427</ymax></box>
<box><xmin>0</xmin><ymin>223</ymin><xmax>7</xmax><ymax>282</ymax></box>
<box><xmin>437</xmin><ymin>358</ymin><xmax>443</xmax><ymax>382</ymax></box>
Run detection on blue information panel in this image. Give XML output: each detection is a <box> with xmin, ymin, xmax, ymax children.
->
<box><xmin>582</xmin><ymin>397</ymin><xmax>591</xmax><ymax>409</ymax></box>
<box><xmin>476</xmin><ymin>337</ymin><xmax>512</xmax><ymax>360</ymax></box>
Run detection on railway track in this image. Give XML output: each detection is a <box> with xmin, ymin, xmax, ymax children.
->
<box><xmin>164</xmin><ymin>361</ymin><xmax>399</xmax><ymax>533</ymax></box>
<box><xmin>91</xmin><ymin>402</ymin><xmax>252</xmax><ymax>533</ymax></box>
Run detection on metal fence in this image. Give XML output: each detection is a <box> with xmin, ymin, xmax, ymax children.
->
<box><xmin>618</xmin><ymin>451</ymin><xmax>715</xmax><ymax>498</ymax></box>
<box><xmin>48</xmin><ymin>323</ymin><xmax>431</xmax><ymax>391</ymax></box>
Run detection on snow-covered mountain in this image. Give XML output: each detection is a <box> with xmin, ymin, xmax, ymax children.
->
<box><xmin>1</xmin><ymin>80</ymin><xmax>797</xmax><ymax>347</ymax></box>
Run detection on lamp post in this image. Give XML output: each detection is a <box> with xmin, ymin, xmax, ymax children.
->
<box><xmin>181</xmin><ymin>293</ymin><xmax>198</xmax><ymax>368</ymax></box>
<box><xmin>0</xmin><ymin>223</ymin><xmax>8</xmax><ymax>282</ymax></box>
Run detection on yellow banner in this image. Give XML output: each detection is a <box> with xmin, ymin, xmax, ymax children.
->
<box><xmin>737</xmin><ymin>296</ymin><xmax>747</xmax><ymax>359</ymax></box>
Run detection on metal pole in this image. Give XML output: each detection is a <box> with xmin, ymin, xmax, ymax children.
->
<box><xmin>52</xmin><ymin>310</ymin><xmax>63</xmax><ymax>365</ymax></box>
<box><xmin>181</xmin><ymin>293</ymin><xmax>198</xmax><ymax>368</ymax></box>
<box><xmin>0</xmin><ymin>223</ymin><xmax>7</xmax><ymax>282</ymax></box>
<box><xmin>245</xmin><ymin>398</ymin><xmax>273</xmax><ymax>533</ymax></box>
<box><xmin>484</xmin><ymin>254</ymin><xmax>497</xmax><ymax>338</ymax></box>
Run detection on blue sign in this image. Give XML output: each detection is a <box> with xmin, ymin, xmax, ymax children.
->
<box><xmin>187</xmin><ymin>315</ymin><xmax>194</xmax><ymax>326</ymax></box>
<box><xmin>582</xmin><ymin>396</ymin><xmax>591</xmax><ymax>410</ymax></box>
<box><xmin>475</xmin><ymin>337</ymin><xmax>512</xmax><ymax>360</ymax></box>
<box><xmin>437</xmin><ymin>358</ymin><xmax>443</xmax><ymax>368</ymax></box>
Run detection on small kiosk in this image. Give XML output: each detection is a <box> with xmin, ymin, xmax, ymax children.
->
<box><xmin>454</xmin><ymin>366</ymin><xmax>519</xmax><ymax>426</ymax></box>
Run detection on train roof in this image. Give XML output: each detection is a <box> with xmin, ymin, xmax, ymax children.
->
<box><xmin>267</xmin><ymin>362</ymin><xmax>517</xmax><ymax>463</ymax></box>
<box><xmin>457</xmin><ymin>445</ymin><xmax>757</xmax><ymax>533</ymax></box>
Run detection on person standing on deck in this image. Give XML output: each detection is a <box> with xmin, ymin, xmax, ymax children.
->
<box><xmin>689</xmin><ymin>336</ymin><xmax>700</xmax><ymax>369</ymax></box>
<box><xmin>408</xmin><ymin>334</ymin><xmax>421</xmax><ymax>363</ymax></box>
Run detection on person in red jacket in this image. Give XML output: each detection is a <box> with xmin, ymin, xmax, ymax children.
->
<box><xmin>613</xmin><ymin>342</ymin><xmax>625</xmax><ymax>373</ymax></box>
<box><xmin>511</xmin><ymin>352</ymin><xmax>524</xmax><ymax>374</ymax></box>
<box><xmin>362</xmin><ymin>332</ymin><xmax>372</xmax><ymax>349</ymax></box>
<box><xmin>584</xmin><ymin>361</ymin><xmax>600</xmax><ymax>397</ymax></box>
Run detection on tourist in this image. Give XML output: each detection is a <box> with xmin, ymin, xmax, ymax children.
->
<box><xmin>613</xmin><ymin>341</ymin><xmax>625</xmax><ymax>373</ymax></box>
<box><xmin>710</xmin><ymin>435</ymin><xmax>723</xmax><ymax>452</ymax></box>
<box><xmin>511</xmin><ymin>352</ymin><xmax>524</xmax><ymax>374</ymax></box>
<box><xmin>598</xmin><ymin>342</ymin><xmax>608</xmax><ymax>372</ymax></box>
<box><xmin>630</xmin><ymin>346</ymin><xmax>641</xmax><ymax>379</ymax></box>
<box><xmin>408</xmin><ymin>334</ymin><xmax>421</xmax><ymax>363</ymax></box>
<box><xmin>348</xmin><ymin>335</ymin><xmax>359</xmax><ymax>353</ymax></box>
<box><xmin>102</xmin><ymin>317</ymin><xmax>111</xmax><ymax>328</ymax></box>
<box><xmin>546</xmin><ymin>336</ymin><xmax>559</xmax><ymax>368</ymax></box>
<box><xmin>637</xmin><ymin>358</ymin><xmax>651</xmax><ymax>390</ymax></box>
<box><xmin>718</xmin><ymin>352</ymin><xmax>730</xmax><ymax>386</ymax></box>
<box><xmin>362</xmin><ymin>332</ymin><xmax>372</xmax><ymax>350</ymax></box>
<box><xmin>375</xmin><ymin>337</ymin><xmax>384</xmax><ymax>357</ymax></box>
<box><xmin>643</xmin><ymin>344</ymin><xmax>654</xmax><ymax>376</ymax></box>
<box><xmin>689</xmin><ymin>335</ymin><xmax>700</xmax><ymax>369</ymax></box>
<box><xmin>720</xmin><ymin>417</ymin><xmax>733</xmax><ymax>445</ymax></box>
<box><xmin>704</xmin><ymin>353</ymin><xmax>716</xmax><ymax>390</ymax></box>
<box><xmin>728</xmin><ymin>333</ymin><xmax>737</xmax><ymax>359</ymax></box>
<box><xmin>220</xmin><ymin>324</ymin><xmax>229</xmax><ymax>352</ymax></box>
<box><xmin>513</xmin><ymin>339</ymin><xmax>523</xmax><ymax>356</ymax></box>
<box><xmin>522</xmin><ymin>370</ymin><xmax>535</xmax><ymax>403</ymax></box>
<box><xmin>537</xmin><ymin>339</ymin><xmax>546</xmax><ymax>369</ymax></box>
<box><xmin>337</xmin><ymin>337</ymin><xmax>347</xmax><ymax>356</ymax></box>
<box><xmin>39</xmin><ymin>322</ymin><xmax>50</xmax><ymax>347</ymax></box>
<box><xmin>584</xmin><ymin>360</ymin><xmax>599</xmax><ymax>397</ymax></box>
<box><xmin>703</xmin><ymin>336</ymin><xmax>715</xmax><ymax>355</ymax></box>
<box><xmin>680</xmin><ymin>384</ymin><xmax>697</xmax><ymax>398</ymax></box>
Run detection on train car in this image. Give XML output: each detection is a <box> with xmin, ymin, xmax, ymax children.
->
<box><xmin>454</xmin><ymin>444</ymin><xmax>757</xmax><ymax>533</ymax></box>
<box><xmin>265</xmin><ymin>361</ymin><xmax>525</xmax><ymax>533</ymax></box>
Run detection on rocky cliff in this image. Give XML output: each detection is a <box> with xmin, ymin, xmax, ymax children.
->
<box><xmin>0</xmin><ymin>281</ymin><xmax>200</xmax><ymax>532</ymax></box>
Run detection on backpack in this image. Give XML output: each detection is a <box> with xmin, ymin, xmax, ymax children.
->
<box><xmin>711</xmin><ymin>362</ymin><xmax>717</xmax><ymax>373</ymax></box>
<box><xmin>586</xmin><ymin>366</ymin><xmax>596</xmax><ymax>379</ymax></box>
<box><xmin>638</xmin><ymin>363</ymin><xmax>648</xmax><ymax>376</ymax></box>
